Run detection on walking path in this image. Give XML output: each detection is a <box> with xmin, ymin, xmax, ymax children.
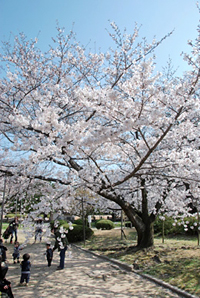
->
<box><xmin>4</xmin><ymin>235</ymin><xmax>184</xmax><ymax>298</ymax></box>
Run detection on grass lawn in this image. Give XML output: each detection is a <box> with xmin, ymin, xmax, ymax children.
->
<box><xmin>78</xmin><ymin>228</ymin><xmax>200</xmax><ymax>297</ymax></box>
<box><xmin>2</xmin><ymin>223</ymin><xmax>9</xmax><ymax>229</ymax></box>
<box><xmin>1</xmin><ymin>223</ymin><xmax>23</xmax><ymax>231</ymax></box>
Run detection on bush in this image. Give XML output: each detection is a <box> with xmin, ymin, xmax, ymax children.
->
<box><xmin>5</xmin><ymin>213</ymin><xmax>24</xmax><ymax>220</ymax></box>
<box><xmin>95</xmin><ymin>219</ymin><xmax>115</xmax><ymax>230</ymax></box>
<box><xmin>177</xmin><ymin>216</ymin><xmax>199</xmax><ymax>236</ymax></box>
<box><xmin>50</xmin><ymin>219</ymin><xmax>67</xmax><ymax>229</ymax></box>
<box><xmin>73</xmin><ymin>218</ymin><xmax>88</xmax><ymax>226</ymax></box>
<box><xmin>50</xmin><ymin>220</ymin><xmax>93</xmax><ymax>242</ymax></box>
<box><xmin>154</xmin><ymin>215</ymin><xmax>199</xmax><ymax>236</ymax></box>
<box><xmin>67</xmin><ymin>224</ymin><xmax>94</xmax><ymax>242</ymax></box>
<box><xmin>73</xmin><ymin>218</ymin><xmax>83</xmax><ymax>225</ymax></box>
<box><xmin>154</xmin><ymin>216</ymin><xmax>175</xmax><ymax>235</ymax></box>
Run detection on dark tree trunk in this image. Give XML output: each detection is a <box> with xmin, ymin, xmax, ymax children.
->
<box><xmin>98</xmin><ymin>178</ymin><xmax>157</xmax><ymax>250</ymax></box>
<box><xmin>136</xmin><ymin>218</ymin><xmax>154</xmax><ymax>248</ymax></box>
<box><xmin>136</xmin><ymin>178</ymin><xmax>155</xmax><ymax>248</ymax></box>
<box><xmin>122</xmin><ymin>201</ymin><xmax>155</xmax><ymax>249</ymax></box>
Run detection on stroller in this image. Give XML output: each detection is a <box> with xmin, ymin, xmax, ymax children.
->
<box><xmin>3</xmin><ymin>226</ymin><xmax>13</xmax><ymax>241</ymax></box>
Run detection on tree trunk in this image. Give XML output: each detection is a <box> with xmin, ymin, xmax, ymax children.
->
<box><xmin>98</xmin><ymin>179</ymin><xmax>156</xmax><ymax>250</ymax></box>
<box><xmin>135</xmin><ymin>178</ymin><xmax>155</xmax><ymax>248</ymax></box>
<box><xmin>122</xmin><ymin>203</ymin><xmax>155</xmax><ymax>249</ymax></box>
<box><xmin>49</xmin><ymin>211</ymin><xmax>54</xmax><ymax>222</ymax></box>
<box><xmin>136</xmin><ymin>218</ymin><xmax>154</xmax><ymax>248</ymax></box>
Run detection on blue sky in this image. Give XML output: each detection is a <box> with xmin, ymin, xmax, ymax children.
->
<box><xmin>0</xmin><ymin>0</ymin><xmax>199</xmax><ymax>76</ymax></box>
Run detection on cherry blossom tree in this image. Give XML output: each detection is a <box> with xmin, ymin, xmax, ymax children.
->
<box><xmin>0</xmin><ymin>17</ymin><xmax>199</xmax><ymax>249</ymax></box>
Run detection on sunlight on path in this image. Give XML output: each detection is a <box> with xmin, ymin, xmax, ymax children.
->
<box><xmin>4</xmin><ymin>232</ymin><xmax>181</xmax><ymax>298</ymax></box>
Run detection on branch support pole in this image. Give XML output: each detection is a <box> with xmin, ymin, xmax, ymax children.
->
<box><xmin>82</xmin><ymin>197</ymin><xmax>85</xmax><ymax>246</ymax></box>
<box><xmin>0</xmin><ymin>174</ymin><xmax>7</xmax><ymax>238</ymax></box>
<box><xmin>121</xmin><ymin>209</ymin><xmax>123</xmax><ymax>240</ymax></box>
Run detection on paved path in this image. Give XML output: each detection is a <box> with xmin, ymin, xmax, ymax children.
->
<box><xmin>4</xmin><ymin>241</ymin><xmax>183</xmax><ymax>298</ymax></box>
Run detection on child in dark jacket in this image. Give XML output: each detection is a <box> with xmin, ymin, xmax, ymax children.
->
<box><xmin>12</xmin><ymin>241</ymin><xmax>23</xmax><ymax>264</ymax></box>
<box><xmin>45</xmin><ymin>243</ymin><xmax>53</xmax><ymax>267</ymax></box>
<box><xmin>19</xmin><ymin>253</ymin><xmax>31</xmax><ymax>286</ymax></box>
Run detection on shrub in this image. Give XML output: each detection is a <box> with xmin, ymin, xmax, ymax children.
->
<box><xmin>95</xmin><ymin>219</ymin><xmax>115</xmax><ymax>230</ymax></box>
<box><xmin>5</xmin><ymin>213</ymin><xmax>24</xmax><ymax>220</ymax></box>
<box><xmin>73</xmin><ymin>218</ymin><xmax>88</xmax><ymax>226</ymax></box>
<box><xmin>154</xmin><ymin>215</ymin><xmax>199</xmax><ymax>236</ymax></box>
<box><xmin>73</xmin><ymin>218</ymin><xmax>83</xmax><ymax>225</ymax></box>
<box><xmin>50</xmin><ymin>219</ymin><xmax>68</xmax><ymax>229</ymax></box>
<box><xmin>154</xmin><ymin>216</ymin><xmax>175</xmax><ymax>235</ymax></box>
<box><xmin>67</xmin><ymin>224</ymin><xmax>94</xmax><ymax>242</ymax></box>
<box><xmin>50</xmin><ymin>220</ymin><xmax>93</xmax><ymax>242</ymax></box>
<box><xmin>177</xmin><ymin>216</ymin><xmax>199</xmax><ymax>236</ymax></box>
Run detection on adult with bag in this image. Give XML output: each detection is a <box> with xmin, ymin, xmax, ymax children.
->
<box><xmin>9</xmin><ymin>217</ymin><xmax>19</xmax><ymax>244</ymax></box>
<box><xmin>52</xmin><ymin>225</ymin><xmax>69</xmax><ymax>270</ymax></box>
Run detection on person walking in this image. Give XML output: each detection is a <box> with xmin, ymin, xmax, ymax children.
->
<box><xmin>34</xmin><ymin>219</ymin><xmax>43</xmax><ymax>243</ymax></box>
<box><xmin>9</xmin><ymin>217</ymin><xmax>19</xmax><ymax>244</ymax></box>
<box><xmin>52</xmin><ymin>226</ymin><xmax>68</xmax><ymax>270</ymax></box>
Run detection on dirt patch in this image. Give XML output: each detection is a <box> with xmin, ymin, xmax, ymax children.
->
<box><xmin>3</xmin><ymin>231</ymin><xmax>182</xmax><ymax>298</ymax></box>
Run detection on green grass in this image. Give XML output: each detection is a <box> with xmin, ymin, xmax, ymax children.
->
<box><xmin>1</xmin><ymin>223</ymin><xmax>9</xmax><ymax>230</ymax></box>
<box><xmin>113</xmin><ymin>222</ymin><xmax>122</xmax><ymax>228</ymax></box>
<box><xmin>83</xmin><ymin>228</ymin><xmax>137</xmax><ymax>250</ymax></box>
<box><xmin>143</xmin><ymin>258</ymin><xmax>200</xmax><ymax>296</ymax></box>
<box><xmin>90</xmin><ymin>221</ymin><xmax>131</xmax><ymax>229</ymax></box>
<box><xmin>0</xmin><ymin>222</ymin><xmax>24</xmax><ymax>234</ymax></box>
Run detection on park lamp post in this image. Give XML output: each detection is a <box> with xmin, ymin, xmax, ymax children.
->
<box><xmin>0</xmin><ymin>174</ymin><xmax>7</xmax><ymax>238</ymax></box>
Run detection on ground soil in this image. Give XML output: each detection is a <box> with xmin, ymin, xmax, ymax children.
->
<box><xmin>2</xmin><ymin>230</ymin><xmax>185</xmax><ymax>298</ymax></box>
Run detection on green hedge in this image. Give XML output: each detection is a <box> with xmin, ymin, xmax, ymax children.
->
<box><xmin>50</xmin><ymin>220</ymin><xmax>94</xmax><ymax>242</ymax></box>
<box><xmin>5</xmin><ymin>213</ymin><xmax>25</xmax><ymax>219</ymax></box>
<box><xmin>67</xmin><ymin>224</ymin><xmax>93</xmax><ymax>242</ymax></box>
<box><xmin>154</xmin><ymin>216</ymin><xmax>199</xmax><ymax>236</ymax></box>
<box><xmin>154</xmin><ymin>216</ymin><xmax>176</xmax><ymax>235</ymax></box>
<box><xmin>95</xmin><ymin>219</ymin><xmax>115</xmax><ymax>230</ymax></box>
<box><xmin>73</xmin><ymin>218</ymin><xmax>83</xmax><ymax>225</ymax></box>
<box><xmin>73</xmin><ymin>218</ymin><xmax>89</xmax><ymax>226</ymax></box>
